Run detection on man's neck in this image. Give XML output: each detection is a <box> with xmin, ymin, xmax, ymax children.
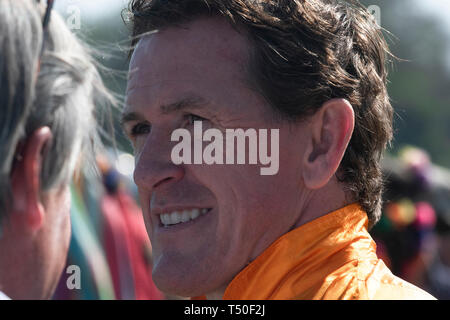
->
<box><xmin>292</xmin><ymin>178</ymin><xmax>354</xmax><ymax>231</ymax></box>
<box><xmin>203</xmin><ymin>179</ymin><xmax>354</xmax><ymax>301</ymax></box>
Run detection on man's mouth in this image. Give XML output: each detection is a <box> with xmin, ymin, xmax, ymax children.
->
<box><xmin>159</xmin><ymin>208</ymin><xmax>212</xmax><ymax>227</ymax></box>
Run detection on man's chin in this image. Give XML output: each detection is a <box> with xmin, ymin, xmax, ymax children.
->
<box><xmin>152</xmin><ymin>260</ymin><xmax>222</xmax><ymax>298</ymax></box>
<box><xmin>152</xmin><ymin>274</ymin><xmax>206</xmax><ymax>298</ymax></box>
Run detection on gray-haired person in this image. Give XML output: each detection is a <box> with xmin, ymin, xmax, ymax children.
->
<box><xmin>0</xmin><ymin>0</ymin><xmax>114</xmax><ymax>299</ymax></box>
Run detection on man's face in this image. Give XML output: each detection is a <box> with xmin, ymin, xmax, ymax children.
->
<box><xmin>124</xmin><ymin>17</ymin><xmax>308</xmax><ymax>297</ymax></box>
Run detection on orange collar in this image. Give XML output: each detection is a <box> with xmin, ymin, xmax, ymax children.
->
<box><xmin>219</xmin><ymin>203</ymin><xmax>377</xmax><ymax>299</ymax></box>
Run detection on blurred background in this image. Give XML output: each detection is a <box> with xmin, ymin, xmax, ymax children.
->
<box><xmin>51</xmin><ymin>0</ymin><xmax>450</xmax><ymax>299</ymax></box>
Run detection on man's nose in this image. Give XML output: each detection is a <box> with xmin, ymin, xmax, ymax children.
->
<box><xmin>133</xmin><ymin>130</ymin><xmax>184</xmax><ymax>192</ymax></box>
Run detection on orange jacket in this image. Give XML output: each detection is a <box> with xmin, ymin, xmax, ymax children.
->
<box><xmin>198</xmin><ymin>204</ymin><xmax>436</xmax><ymax>300</ymax></box>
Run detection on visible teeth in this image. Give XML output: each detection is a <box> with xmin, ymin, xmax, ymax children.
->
<box><xmin>189</xmin><ymin>209</ymin><xmax>200</xmax><ymax>220</ymax></box>
<box><xmin>160</xmin><ymin>208</ymin><xmax>210</xmax><ymax>226</ymax></box>
<box><xmin>181</xmin><ymin>210</ymin><xmax>190</xmax><ymax>223</ymax></box>
<box><xmin>161</xmin><ymin>214</ymin><xmax>170</xmax><ymax>225</ymax></box>
<box><xmin>170</xmin><ymin>211</ymin><xmax>181</xmax><ymax>224</ymax></box>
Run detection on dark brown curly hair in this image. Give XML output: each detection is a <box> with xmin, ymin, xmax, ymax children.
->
<box><xmin>125</xmin><ymin>0</ymin><xmax>394</xmax><ymax>229</ymax></box>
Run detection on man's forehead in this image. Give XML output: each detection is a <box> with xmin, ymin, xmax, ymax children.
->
<box><xmin>127</xmin><ymin>16</ymin><xmax>249</xmax><ymax>90</ymax></box>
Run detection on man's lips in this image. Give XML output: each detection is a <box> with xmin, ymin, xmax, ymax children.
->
<box><xmin>152</xmin><ymin>206</ymin><xmax>213</xmax><ymax>227</ymax></box>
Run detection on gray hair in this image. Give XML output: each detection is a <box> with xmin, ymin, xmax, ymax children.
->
<box><xmin>0</xmin><ymin>1</ymin><xmax>115</xmax><ymax>227</ymax></box>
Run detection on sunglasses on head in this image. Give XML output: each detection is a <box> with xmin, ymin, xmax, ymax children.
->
<box><xmin>36</xmin><ymin>0</ymin><xmax>55</xmax><ymax>56</ymax></box>
<box><xmin>13</xmin><ymin>0</ymin><xmax>55</xmax><ymax>163</ymax></box>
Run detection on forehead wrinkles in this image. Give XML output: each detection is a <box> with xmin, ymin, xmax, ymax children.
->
<box><xmin>167</xmin><ymin>16</ymin><xmax>250</xmax><ymax>66</ymax></box>
<box><xmin>190</xmin><ymin>17</ymin><xmax>250</xmax><ymax>65</ymax></box>
<box><xmin>127</xmin><ymin>17</ymin><xmax>251</xmax><ymax>92</ymax></box>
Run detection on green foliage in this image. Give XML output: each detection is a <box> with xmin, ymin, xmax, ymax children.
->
<box><xmin>360</xmin><ymin>0</ymin><xmax>450</xmax><ymax>166</ymax></box>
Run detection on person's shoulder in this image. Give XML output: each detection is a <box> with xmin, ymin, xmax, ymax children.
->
<box><xmin>372</xmin><ymin>273</ymin><xmax>436</xmax><ymax>300</ymax></box>
<box><xmin>356</xmin><ymin>258</ymin><xmax>436</xmax><ymax>300</ymax></box>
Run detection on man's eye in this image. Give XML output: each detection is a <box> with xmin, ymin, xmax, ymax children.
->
<box><xmin>130</xmin><ymin>122</ymin><xmax>151</xmax><ymax>137</ymax></box>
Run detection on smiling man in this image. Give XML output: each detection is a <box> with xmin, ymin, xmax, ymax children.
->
<box><xmin>122</xmin><ymin>0</ymin><xmax>435</xmax><ymax>300</ymax></box>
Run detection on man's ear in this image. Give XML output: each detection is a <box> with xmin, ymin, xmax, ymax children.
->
<box><xmin>10</xmin><ymin>127</ymin><xmax>53</xmax><ymax>231</ymax></box>
<box><xmin>302</xmin><ymin>99</ymin><xmax>354</xmax><ymax>190</ymax></box>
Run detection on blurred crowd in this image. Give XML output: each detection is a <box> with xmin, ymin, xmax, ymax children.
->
<box><xmin>372</xmin><ymin>147</ymin><xmax>450</xmax><ymax>299</ymax></box>
<box><xmin>53</xmin><ymin>152</ymin><xmax>164</xmax><ymax>300</ymax></box>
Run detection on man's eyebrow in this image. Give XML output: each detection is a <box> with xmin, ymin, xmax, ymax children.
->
<box><xmin>120</xmin><ymin>111</ymin><xmax>146</xmax><ymax>128</ymax></box>
<box><xmin>160</xmin><ymin>96</ymin><xmax>209</xmax><ymax>115</ymax></box>
<box><xmin>121</xmin><ymin>95</ymin><xmax>210</xmax><ymax>127</ymax></box>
